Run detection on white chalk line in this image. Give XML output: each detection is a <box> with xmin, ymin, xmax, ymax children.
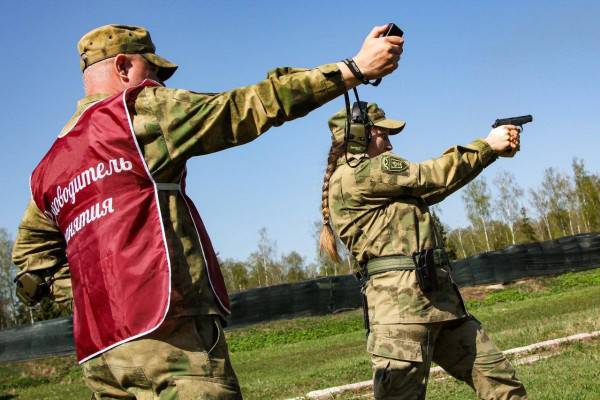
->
<box><xmin>292</xmin><ymin>330</ymin><xmax>600</xmax><ymax>400</ymax></box>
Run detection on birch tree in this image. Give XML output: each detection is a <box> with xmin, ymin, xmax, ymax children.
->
<box><xmin>572</xmin><ymin>158</ymin><xmax>600</xmax><ymax>232</ymax></box>
<box><xmin>462</xmin><ymin>178</ymin><xmax>493</xmax><ymax>251</ymax></box>
<box><xmin>248</xmin><ymin>227</ymin><xmax>278</xmax><ymax>287</ymax></box>
<box><xmin>281</xmin><ymin>251</ymin><xmax>307</xmax><ymax>283</ymax></box>
<box><xmin>493</xmin><ymin>171</ymin><xmax>524</xmax><ymax>244</ymax></box>
<box><xmin>529</xmin><ymin>188</ymin><xmax>553</xmax><ymax>240</ymax></box>
<box><xmin>540</xmin><ymin>168</ymin><xmax>571</xmax><ymax>237</ymax></box>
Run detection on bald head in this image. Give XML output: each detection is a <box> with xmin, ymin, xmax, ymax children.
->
<box><xmin>82</xmin><ymin>53</ymin><xmax>160</xmax><ymax>96</ymax></box>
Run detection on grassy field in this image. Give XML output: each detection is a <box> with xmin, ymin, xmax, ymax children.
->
<box><xmin>424</xmin><ymin>338</ymin><xmax>600</xmax><ymax>400</ymax></box>
<box><xmin>1</xmin><ymin>268</ymin><xmax>599</xmax><ymax>399</ymax></box>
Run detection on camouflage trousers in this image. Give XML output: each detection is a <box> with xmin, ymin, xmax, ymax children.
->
<box><xmin>367</xmin><ymin>317</ymin><xmax>527</xmax><ymax>400</ymax></box>
<box><xmin>82</xmin><ymin>315</ymin><xmax>242</xmax><ymax>399</ymax></box>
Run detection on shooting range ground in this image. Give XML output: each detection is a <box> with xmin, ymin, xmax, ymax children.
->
<box><xmin>1</xmin><ymin>267</ymin><xmax>599</xmax><ymax>399</ymax></box>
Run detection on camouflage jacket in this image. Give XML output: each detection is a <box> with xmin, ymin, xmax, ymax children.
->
<box><xmin>329</xmin><ymin>140</ymin><xmax>497</xmax><ymax>323</ymax></box>
<box><xmin>13</xmin><ymin>64</ymin><xmax>345</xmax><ymax>317</ymax></box>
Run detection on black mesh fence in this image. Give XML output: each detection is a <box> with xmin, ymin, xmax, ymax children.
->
<box><xmin>229</xmin><ymin>275</ymin><xmax>361</xmax><ymax>328</ymax></box>
<box><xmin>2</xmin><ymin>232</ymin><xmax>600</xmax><ymax>363</ymax></box>
<box><xmin>451</xmin><ymin>233</ymin><xmax>600</xmax><ymax>287</ymax></box>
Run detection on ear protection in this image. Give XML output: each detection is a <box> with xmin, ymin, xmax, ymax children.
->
<box><xmin>344</xmin><ymin>88</ymin><xmax>373</xmax><ymax>155</ymax></box>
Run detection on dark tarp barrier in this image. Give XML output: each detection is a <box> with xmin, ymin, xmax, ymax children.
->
<box><xmin>0</xmin><ymin>316</ymin><xmax>74</xmax><ymax>362</ymax></box>
<box><xmin>2</xmin><ymin>232</ymin><xmax>600</xmax><ymax>363</ymax></box>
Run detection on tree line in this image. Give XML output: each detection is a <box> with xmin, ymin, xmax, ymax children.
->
<box><xmin>1</xmin><ymin>158</ymin><xmax>599</xmax><ymax>328</ymax></box>
<box><xmin>219</xmin><ymin>225</ymin><xmax>352</xmax><ymax>293</ymax></box>
<box><xmin>441</xmin><ymin>158</ymin><xmax>600</xmax><ymax>259</ymax></box>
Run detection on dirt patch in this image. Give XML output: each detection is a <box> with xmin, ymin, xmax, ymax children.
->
<box><xmin>459</xmin><ymin>276</ymin><xmax>551</xmax><ymax>301</ymax></box>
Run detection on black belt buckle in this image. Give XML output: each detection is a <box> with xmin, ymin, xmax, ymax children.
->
<box><xmin>412</xmin><ymin>249</ymin><xmax>438</xmax><ymax>293</ymax></box>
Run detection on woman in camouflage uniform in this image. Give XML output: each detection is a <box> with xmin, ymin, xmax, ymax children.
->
<box><xmin>319</xmin><ymin>104</ymin><xmax>527</xmax><ymax>399</ymax></box>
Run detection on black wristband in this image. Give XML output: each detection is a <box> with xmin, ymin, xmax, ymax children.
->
<box><xmin>342</xmin><ymin>58</ymin><xmax>381</xmax><ymax>86</ymax></box>
<box><xmin>343</xmin><ymin>58</ymin><xmax>369</xmax><ymax>85</ymax></box>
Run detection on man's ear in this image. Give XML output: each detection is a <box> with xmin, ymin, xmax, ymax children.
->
<box><xmin>113</xmin><ymin>54</ymin><xmax>131</xmax><ymax>83</ymax></box>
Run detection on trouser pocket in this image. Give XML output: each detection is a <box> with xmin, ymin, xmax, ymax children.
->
<box><xmin>367</xmin><ymin>329</ymin><xmax>428</xmax><ymax>400</ymax></box>
<box><xmin>163</xmin><ymin>376</ymin><xmax>242</xmax><ymax>400</ymax></box>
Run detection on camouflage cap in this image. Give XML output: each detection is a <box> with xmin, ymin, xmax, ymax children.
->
<box><xmin>78</xmin><ymin>24</ymin><xmax>178</xmax><ymax>81</ymax></box>
<box><xmin>328</xmin><ymin>103</ymin><xmax>406</xmax><ymax>143</ymax></box>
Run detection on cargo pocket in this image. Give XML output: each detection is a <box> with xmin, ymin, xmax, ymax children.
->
<box><xmin>367</xmin><ymin>332</ymin><xmax>423</xmax><ymax>362</ymax></box>
<box><xmin>163</xmin><ymin>376</ymin><xmax>242</xmax><ymax>400</ymax></box>
<box><xmin>367</xmin><ymin>332</ymin><xmax>425</xmax><ymax>399</ymax></box>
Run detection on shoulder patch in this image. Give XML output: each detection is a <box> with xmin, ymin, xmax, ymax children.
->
<box><xmin>381</xmin><ymin>155</ymin><xmax>408</xmax><ymax>174</ymax></box>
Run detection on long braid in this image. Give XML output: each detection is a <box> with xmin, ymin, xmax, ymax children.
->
<box><xmin>319</xmin><ymin>142</ymin><xmax>345</xmax><ymax>263</ymax></box>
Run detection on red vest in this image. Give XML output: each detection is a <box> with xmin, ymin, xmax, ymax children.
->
<box><xmin>30</xmin><ymin>80</ymin><xmax>230</xmax><ymax>363</ymax></box>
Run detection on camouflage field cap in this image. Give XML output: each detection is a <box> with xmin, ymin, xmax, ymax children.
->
<box><xmin>78</xmin><ymin>24</ymin><xmax>178</xmax><ymax>81</ymax></box>
<box><xmin>328</xmin><ymin>103</ymin><xmax>406</xmax><ymax>143</ymax></box>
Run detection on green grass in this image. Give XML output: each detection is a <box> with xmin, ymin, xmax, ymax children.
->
<box><xmin>1</xmin><ymin>268</ymin><xmax>599</xmax><ymax>399</ymax></box>
<box><xmin>425</xmin><ymin>337</ymin><xmax>600</xmax><ymax>400</ymax></box>
<box><xmin>226</xmin><ymin>311</ymin><xmax>363</xmax><ymax>353</ymax></box>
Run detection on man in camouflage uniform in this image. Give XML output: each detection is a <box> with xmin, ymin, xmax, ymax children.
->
<box><xmin>323</xmin><ymin>104</ymin><xmax>528</xmax><ymax>399</ymax></box>
<box><xmin>12</xmin><ymin>25</ymin><xmax>403</xmax><ymax>399</ymax></box>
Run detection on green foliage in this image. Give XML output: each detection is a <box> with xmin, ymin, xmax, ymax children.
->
<box><xmin>447</xmin><ymin>157</ymin><xmax>600</xmax><ymax>253</ymax></box>
<box><xmin>227</xmin><ymin>311</ymin><xmax>363</xmax><ymax>352</ymax></box>
<box><xmin>468</xmin><ymin>287</ymin><xmax>531</xmax><ymax>308</ymax></box>
<box><xmin>0</xmin><ymin>355</ymin><xmax>80</xmax><ymax>393</ymax></box>
<box><xmin>462</xmin><ymin>177</ymin><xmax>493</xmax><ymax>251</ymax></box>
<box><xmin>513</xmin><ymin>207</ymin><xmax>538</xmax><ymax>243</ymax></box>
<box><xmin>572</xmin><ymin>158</ymin><xmax>600</xmax><ymax>231</ymax></box>
<box><xmin>219</xmin><ymin>229</ymin><xmax>316</xmax><ymax>293</ymax></box>
<box><xmin>551</xmin><ymin>268</ymin><xmax>600</xmax><ymax>291</ymax></box>
<box><xmin>0</xmin><ymin>228</ymin><xmax>18</xmax><ymax>329</ymax></box>
<box><xmin>425</xmin><ymin>338</ymin><xmax>600</xmax><ymax>400</ymax></box>
<box><xmin>467</xmin><ymin>267</ymin><xmax>600</xmax><ymax>310</ymax></box>
<box><xmin>228</xmin><ymin>268</ymin><xmax>600</xmax><ymax>354</ymax></box>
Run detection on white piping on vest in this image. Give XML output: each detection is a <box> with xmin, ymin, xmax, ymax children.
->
<box><xmin>78</xmin><ymin>82</ymin><xmax>173</xmax><ymax>364</ymax></box>
<box><xmin>155</xmin><ymin>171</ymin><xmax>231</xmax><ymax>314</ymax></box>
<box><xmin>59</xmin><ymin>99</ymin><xmax>104</xmax><ymax>138</ymax></box>
<box><xmin>180</xmin><ymin>179</ymin><xmax>231</xmax><ymax>315</ymax></box>
<box><xmin>28</xmin><ymin>174</ymin><xmax>34</xmax><ymax>205</ymax></box>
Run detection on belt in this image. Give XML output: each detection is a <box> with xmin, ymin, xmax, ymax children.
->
<box><xmin>366</xmin><ymin>250</ymin><xmax>451</xmax><ymax>278</ymax></box>
<box><xmin>366</xmin><ymin>255</ymin><xmax>415</xmax><ymax>277</ymax></box>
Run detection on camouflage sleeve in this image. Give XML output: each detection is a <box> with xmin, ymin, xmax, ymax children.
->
<box><xmin>359</xmin><ymin>140</ymin><xmax>497</xmax><ymax>205</ymax></box>
<box><xmin>134</xmin><ymin>64</ymin><xmax>345</xmax><ymax>165</ymax></box>
<box><xmin>12</xmin><ymin>200</ymin><xmax>72</xmax><ymax>303</ymax></box>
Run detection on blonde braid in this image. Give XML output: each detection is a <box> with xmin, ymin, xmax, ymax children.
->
<box><xmin>319</xmin><ymin>143</ymin><xmax>345</xmax><ymax>263</ymax></box>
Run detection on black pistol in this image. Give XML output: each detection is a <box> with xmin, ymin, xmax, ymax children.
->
<box><xmin>492</xmin><ymin>115</ymin><xmax>533</xmax><ymax>128</ymax></box>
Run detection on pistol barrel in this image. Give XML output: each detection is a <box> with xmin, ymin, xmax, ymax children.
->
<box><xmin>492</xmin><ymin>114</ymin><xmax>533</xmax><ymax>128</ymax></box>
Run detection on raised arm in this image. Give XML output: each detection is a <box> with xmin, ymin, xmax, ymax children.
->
<box><xmin>358</xmin><ymin>126</ymin><xmax>520</xmax><ymax>205</ymax></box>
<box><xmin>133</xmin><ymin>25</ymin><xmax>403</xmax><ymax>164</ymax></box>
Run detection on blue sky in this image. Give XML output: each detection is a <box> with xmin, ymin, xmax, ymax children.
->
<box><xmin>1</xmin><ymin>1</ymin><xmax>599</xmax><ymax>264</ymax></box>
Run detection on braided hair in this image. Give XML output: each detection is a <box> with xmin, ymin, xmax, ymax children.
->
<box><xmin>319</xmin><ymin>142</ymin><xmax>346</xmax><ymax>263</ymax></box>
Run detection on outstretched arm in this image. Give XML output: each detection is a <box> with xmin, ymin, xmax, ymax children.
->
<box><xmin>357</xmin><ymin>126</ymin><xmax>520</xmax><ymax>205</ymax></box>
<box><xmin>132</xmin><ymin>25</ymin><xmax>403</xmax><ymax>165</ymax></box>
